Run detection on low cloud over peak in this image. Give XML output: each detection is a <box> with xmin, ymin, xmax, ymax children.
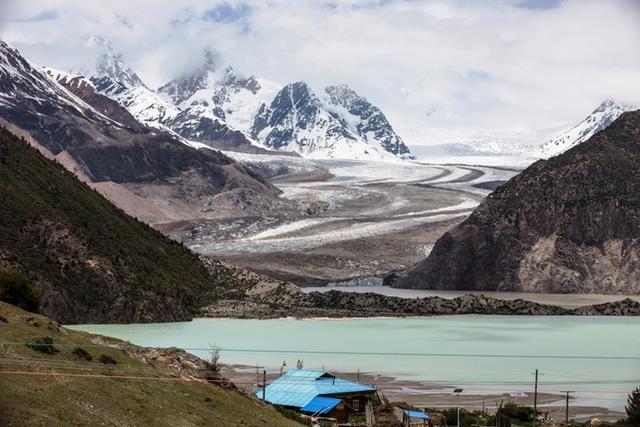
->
<box><xmin>2</xmin><ymin>0</ymin><xmax>639</xmax><ymax>136</ymax></box>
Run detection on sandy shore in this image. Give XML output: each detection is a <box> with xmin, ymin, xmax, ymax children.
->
<box><xmin>221</xmin><ymin>365</ymin><xmax>626</xmax><ymax>423</ymax></box>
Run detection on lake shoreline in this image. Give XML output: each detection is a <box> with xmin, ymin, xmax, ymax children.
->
<box><xmin>202</xmin><ymin>288</ymin><xmax>640</xmax><ymax>319</ymax></box>
<box><xmin>221</xmin><ymin>364</ymin><xmax>627</xmax><ymax>422</ymax></box>
<box><xmin>302</xmin><ymin>285</ymin><xmax>640</xmax><ymax>309</ymax></box>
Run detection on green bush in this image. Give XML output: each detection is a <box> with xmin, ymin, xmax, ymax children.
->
<box><xmin>0</xmin><ymin>271</ymin><xmax>41</xmax><ymax>313</ymax></box>
<box><xmin>71</xmin><ymin>347</ymin><xmax>93</xmax><ymax>361</ymax></box>
<box><xmin>626</xmin><ymin>387</ymin><xmax>640</xmax><ymax>426</ymax></box>
<box><xmin>26</xmin><ymin>336</ymin><xmax>59</xmax><ymax>354</ymax></box>
<box><xmin>502</xmin><ymin>402</ymin><xmax>534</xmax><ymax>422</ymax></box>
<box><xmin>99</xmin><ymin>354</ymin><xmax>117</xmax><ymax>365</ymax></box>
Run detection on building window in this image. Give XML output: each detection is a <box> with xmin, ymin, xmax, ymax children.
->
<box><xmin>352</xmin><ymin>399</ymin><xmax>360</xmax><ymax>411</ymax></box>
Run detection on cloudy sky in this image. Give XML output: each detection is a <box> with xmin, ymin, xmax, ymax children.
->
<box><xmin>1</xmin><ymin>0</ymin><xmax>639</xmax><ymax>143</ymax></box>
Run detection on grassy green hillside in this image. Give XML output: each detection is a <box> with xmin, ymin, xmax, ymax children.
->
<box><xmin>0</xmin><ymin>301</ymin><xmax>301</xmax><ymax>426</ymax></box>
<box><xmin>0</xmin><ymin>126</ymin><xmax>224</xmax><ymax>323</ymax></box>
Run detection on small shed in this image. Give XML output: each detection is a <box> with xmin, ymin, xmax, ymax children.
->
<box><xmin>402</xmin><ymin>409</ymin><xmax>431</xmax><ymax>426</ymax></box>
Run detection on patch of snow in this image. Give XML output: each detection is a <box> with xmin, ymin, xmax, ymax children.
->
<box><xmin>540</xmin><ymin>100</ymin><xmax>637</xmax><ymax>157</ymax></box>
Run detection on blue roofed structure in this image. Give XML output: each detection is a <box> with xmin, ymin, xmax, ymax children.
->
<box><xmin>256</xmin><ymin>369</ymin><xmax>376</xmax><ymax>409</ymax></box>
<box><xmin>300</xmin><ymin>396</ymin><xmax>342</xmax><ymax>415</ymax></box>
<box><xmin>403</xmin><ymin>409</ymin><xmax>430</xmax><ymax>420</ymax></box>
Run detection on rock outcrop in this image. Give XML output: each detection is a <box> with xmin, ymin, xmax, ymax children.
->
<box><xmin>203</xmin><ymin>285</ymin><xmax>640</xmax><ymax>318</ymax></box>
<box><xmin>399</xmin><ymin>109</ymin><xmax>640</xmax><ymax>294</ymax></box>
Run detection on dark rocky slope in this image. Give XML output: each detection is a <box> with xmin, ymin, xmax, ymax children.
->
<box><xmin>0</xmin><ymin>127</ymin><xmax>243</xmax><ymax>324</ymax></box>
<box><xmin>400</xmin><ymin>109</ymin><xmax>640</xmax><ymax>294</ymax></box>
<box><xmin>43</xmin><ymin>69</ymin><xmax>146</xmax><ymax>133</ymax></box>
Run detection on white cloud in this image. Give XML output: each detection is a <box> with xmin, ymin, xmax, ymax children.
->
<box><xmin>1</xmin><ymin>0</ymin><xmax>639</xmax><ymax>144</ymax></box>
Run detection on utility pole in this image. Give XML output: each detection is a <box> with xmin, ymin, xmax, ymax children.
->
<box><xmin>262</xmin><ymin>369</ymin><xmax>267</xmax><ymax>401</ymax></box>
<box><xmin>532</xmin><ymin>369</ymin><xmax>539</xmax><ymax>427</ymax></box>
<box><xmin>560</xmin><ymin>391</ymin><xmax>574</xmax><ymax>425</ymax></box>
<box><xmin>255</xmin><ymin>364</ymin><xmax>264</xmax><ymax>390</ymax></box>
<box><xmin>453</xmin><ymin>388</ymin><xmax>463</xmax><ymax>427</ymax></box>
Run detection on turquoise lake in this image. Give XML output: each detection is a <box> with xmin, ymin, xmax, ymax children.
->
<box><xmin>68</xmin><ymin>316</ymin><xmax>640</xmax><ymax>412</ymax></box>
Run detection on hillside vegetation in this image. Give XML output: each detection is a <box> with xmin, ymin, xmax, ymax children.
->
<box><xmin>0</xmin><ymin>301</ymin><xmax>301</xmax><ymax>426</ymax></box>
<box><xmin>0</xmin><ymin>126</ymin><xmax>225</xmax><ymax>323</ymax></box>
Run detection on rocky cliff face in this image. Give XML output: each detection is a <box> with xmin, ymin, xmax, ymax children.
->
<box><xmin>400</xmin><ymin>109</ymin><xmax>640</xmax><ymax>294</ymax></box>
<box><xmin>251</xmin><ymin>82</ymin><xmax>355</xmax><ymax>153</ymax></box>
<box><xmin>250</xmin><ymin>81</ymin><xmax>412</xmax><ymax>160</ymax></box>
<box><xmin>325</xmin><ymin>84</ymin><xmax>412</xmax><ymax>158</ymax></box>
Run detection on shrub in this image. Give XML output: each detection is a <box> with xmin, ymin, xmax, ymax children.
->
<box><xmin>0</xmin><ymin>271</ymin><xmax>41</xmax><ymax>312</ymax></box>
<box><xmin>502</xmin><ymin>402</ymin><xmax>534</xmax><ymax>422</ymax></box>
<box><xmin>71</xmin><ymin>347</ymin><xmax>93</xmax><ymax>361</ymax></box>
<box><xmin>99</xmin><ymin>354</ymin><xmax>117</xmax><ymax>364</ymax></box>
<box><xmin>626</xmin><ymin>387</ymin><xmax>640</xmax><ymax>426</ymax></box>
<box><xmin>26</xmin><ymin>336</ymin><xmax>59</xmax><ymax>354</ymax></box>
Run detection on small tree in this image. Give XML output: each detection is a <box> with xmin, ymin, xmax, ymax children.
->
<box><xmin>626</xmin><ymin>387</ymin><xmax>640</xmax><ymax>425</ymax></box>
<box><xmin>203</xmin><ymin>344</ymin><xmax>222</xmax><ymax>382</ymax></box>
<box><xmin>0</xmin><ymin>272</ymin><xmax>41</xmax><ymax>313</ymax></box>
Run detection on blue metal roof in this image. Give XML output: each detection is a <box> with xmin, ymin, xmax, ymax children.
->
<box><xmin>404</xmin><ymin>409</ymin><xmax>430</xmax><ymax>420</ymax></box>
<box><xmin>300</xmin><ymin>396</ymin><xmax>341</xmax><ymax>415</ymax></box>
<box><xmin>256</xmin><ymin>369</ymin><xmax>376</xmax><ymax>408</ymax></box>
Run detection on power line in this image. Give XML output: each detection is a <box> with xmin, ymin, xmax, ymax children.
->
<box><xmin>0</xmin><ymin>369</ymin><xmax>634</xmax><ymax>395</ymax></box>
<box><xmin>2</xmin><ymin>342</ymin><xmax>640</xmax><ymax>360</ymax></box>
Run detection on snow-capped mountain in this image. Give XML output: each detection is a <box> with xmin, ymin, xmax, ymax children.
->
<box><xmin>251</xmin><ymin>81</ymin><xmax>413</xmax><ymax>160</ymax></box>
<box><xmin>0</xmin><ymin>41</ymin><xmax>134</xmax><ymax>151</ymax></box>
<box><xmin>325</xmin><ymin>84</ymin><xmax>412</xmax><ymax>158</ymax></box>
<box><xmin>540</xmin><ymin>100</ymin><xmax>637</xmax><ymax>157</ymax></box>
<box><xmin>43</xmin><ymin>67</ymin><xmax>147</xmax><ymax>132</ymax></box>
<box><xmin>85</xmin><ymin>44</ymin><xmax>269</xmax><ymax>153</ymax></box>
<box><xmin>88</xmin><ymin>43</ymin><xmax>180</xmax><ymax>129</ymax></box>
<box><xmin>0</xmin><ymin>39</ymin><xmax>287</xmax><ymax>224</ymax></box>
<box><xmin>158</xmin><ymin>49</ymin><xmax>279</xmax><ymax>138</ymax></box>
<box><xmin>80</xmin><ymin>41</ymin><xmax>411</xmax><ymax>160</ymax></box>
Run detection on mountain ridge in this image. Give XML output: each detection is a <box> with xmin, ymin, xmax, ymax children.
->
<box><xmin>399</xmin><ymin>109</ymin><xmax>640</xmax><ymax>294</ymax></box>
<box><xmin>85</xmin><ymin>42</ymin><xmax>411</xmax><ymax>160</ymax></box>
<box><xmin>540</xmin><ymin>99</ymin><xmax>637</xmax><ymax>157</ymax></box>
<box><xmin>0</xmin><ymin>40</ymin><xmax>287</xmax><ymax>226</ymax></box>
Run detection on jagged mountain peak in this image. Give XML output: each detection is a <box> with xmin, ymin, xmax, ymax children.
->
<box><xmin>0</xmin><ymin>40</ymin><xmax>42</xmax><ymax>79</ymax></box>
<box><xmin>94</xmin><ymin>50</ymin><xmax>145</xmax><ymax>92</ymax></box>
<box><xmin>0</xmin><ymin>40</ymin><xmax>99</xmax><ymax>119</ymax></box>
<box><xmin>325</xmin><ymin>83</ymin><xmax>358</xmax><ymax>101</ymax></box>
<box><xmin>284</xmin><ymin>81</ymin><xmax>320</xmax><ymax>104</ymax></box>
<box><xmin>324</xmin><ymin>83</ymin><xmax>412</xmax><ymax>159</ymax></box>
<box><xmin>250</xmin><ymin>80</ymin><xmax>412</xmax><ymax>160</ymax></box>
<box><xmin>85</xmin><ymin>37</ymin><xmax>146</xmax><ymax>99</ymax></box>
<box><xmin>540</xmin><ymin>99</ymin><xmax>637</xmax><ymax>157</ymax></box>
<box><xmin>158</xmin><ymin>48</ymin><xmax>234</xmax><ymax>106</ymax></box>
